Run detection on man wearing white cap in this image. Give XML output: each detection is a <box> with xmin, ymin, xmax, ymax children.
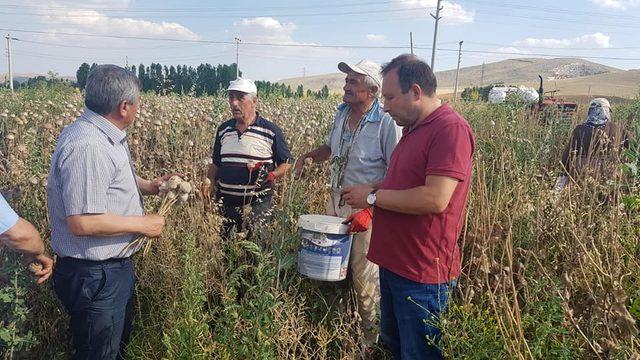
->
<box><xmin>561</xmin><ymin>97</ymin><xmax>629</xmax><ymax>179</ymax></box>
<box><xmin>209</xmin><ymin>78</ymin><xmax>293</xmax><ymax>237</ymax></box>
<box><xmin>294</xmin><ymin>60</ymin><xmax>402</xmax><ymax>346</ymax></box>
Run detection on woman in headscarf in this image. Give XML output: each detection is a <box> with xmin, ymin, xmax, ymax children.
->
<box><xmin>561</xmin><ymin>98</ymin><xmax>629</xmax><ymax>179</ymax></box>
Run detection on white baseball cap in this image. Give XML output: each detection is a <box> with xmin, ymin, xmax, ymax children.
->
<box><xmin>227</xmin><ymin>78</ymin><xmax>257</xmax><ymax>94</ymax></box>
<box><xmin>589</xmin><ymin>98</ymin><xmax>611</xmax><ymax>109</ymax></box>
<box><xmin>338</xmin><ymin>59</ymin><xmax>382</xmax><ymax>88</ymax></box>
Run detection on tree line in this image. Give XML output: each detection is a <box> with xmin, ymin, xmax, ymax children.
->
<box><xmin>75</xmin><ymin>62</ymin><xmax>330</xmax><ymax>99</ymax></box>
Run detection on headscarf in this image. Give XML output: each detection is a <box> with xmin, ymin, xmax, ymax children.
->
<box><xmin>585</xmin><ymin>98</ymin><xmax>611</xmax><ymax>127</ymax></box>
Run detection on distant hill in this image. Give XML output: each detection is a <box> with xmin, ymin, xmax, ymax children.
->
<box><xmin>278</xmin><ymin>58</ymin><xmax>637</xmax><ymax>98</ymax></box>
<box><xmin>530</xmin><ymin>69</ymin><xmax>640</xmax><ymax>99</ymax></box>
<box><xmin>1</xmin><ymin>73</ymin><xmax>75</xmax><ymax>84</ymax></box>
<box><xmin>434</xmin><ymin>58</ymin><xmax>619</xmax><ymax>88</ymax></box>
<box><xmin>279</xmin><ymin>73</ymin><xmax>346</xmax><ymax>94</ymax></box>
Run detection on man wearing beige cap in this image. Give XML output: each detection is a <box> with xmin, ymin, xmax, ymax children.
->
<box><xmin>209</xmin><ymin>78</ymin><xmax>293</xmax><ymax>237</ymax></box>
<box><xmin>295</xmin><ymin>60</ymin><xmax>401</xmax><ymax>346</ymax></box>
<box><xmin>561</xmin><ymin>97</ymin><xmax>629</xmax><ymax>180</ymax></box>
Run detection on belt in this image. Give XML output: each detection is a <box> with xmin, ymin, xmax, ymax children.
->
<box><xmin>56</xmin><ymin>256</ymin><xmax>131</xmax><ymax>266</ymax></box>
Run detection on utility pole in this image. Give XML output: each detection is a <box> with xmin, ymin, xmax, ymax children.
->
<box><xmin>125</xmin><ymin>56</ymin><xmax>128</xmax><ymax>68</ymax></box>
<box><xmin>453</xmin><ymin>41</ymin><xmax>463</xmax><ymax>102</ymax></box>
<box><xmin>430</xmin><ymin>0</ymin><xmax>443</xmax><ymax>71</ymax></box>
<box><xmin>410</xmin><ymin>32</ymin><xmax>414</xmax><ymax>55</ymax></box>
<box><xmin>5</xmin><ymin>34</ymin><xmax>18</xmax><ymax>93</ymax></box>
<box><xmin>480</xmin><ymin>62</ymin><xmax>485</xmax><ymax>87</ymax></box>
<box><xmin>234</xmin><ymin>37</ymin><xmax>241</xmax><ymax>78</ymax></box>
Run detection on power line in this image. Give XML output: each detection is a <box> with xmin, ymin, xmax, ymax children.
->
<box><xmin>436</xmin><ymin>48</ymin><xmax>640</xmax><ymax>61</ymax></box>
<box><xmin>4</xmin><ymin>28</ymin><xmax>640</xmax><ymax>62</ymax></box>
<box><xmin>0</xmin><ymin>0</ymin><xmax>401</xmax><ymax>13</ymax></box>
<box><xmin>460</xmin><ymin>0</ymin><xmax>640</xmax><ymax>22</ymax></box>
<box><xmin>0</xmin><ymin>6</ymin><xmax>433</xmax><ymax>19</ymax></box>
<box><xmin>461</xmin><ymin>41</ymin><xmax>640</xmax><ymax>51</ymax></box>
<box><xmin>16</xmin><ymin>39</ymin><xmax>213</xmax><ymax>51</ymax></box>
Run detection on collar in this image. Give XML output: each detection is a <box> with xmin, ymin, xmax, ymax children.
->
<box><xmin>231</xmin><ymin>112</ymin><xmax>263</xmax><ymax>129</ymax></box>
<box><xmin>80</xmin><ymin>108</ymin><xmax>127</xmax><ymax>144</ymax></box>
<box><xmin>337</xmin><ymin>99</ymin><xmax>383</xmax><ymax>123</ymax></box>
<box><xmin>405</xmin><ymin>103</ymin><xmax>449</xmax><ymax>134</ymax></box>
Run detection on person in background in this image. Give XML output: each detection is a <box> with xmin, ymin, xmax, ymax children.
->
<box><xmin>561</xmin><ymin>98</ymin><xmax>629</xmax><ymax>181</ymax></box>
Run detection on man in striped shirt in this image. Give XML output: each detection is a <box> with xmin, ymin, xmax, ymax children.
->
<box><xmin>47</xmin><ymin>65</ymin><xmax>169</xmax><ymax>360</ymax></box>
<box><xmin>208</xmin><ymin>78</ymin><xmax>292</xmax><ymax>237</ymax></box>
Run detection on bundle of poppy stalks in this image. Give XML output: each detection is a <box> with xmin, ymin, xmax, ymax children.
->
<box><xmin>124</xmin><ymin>175</ymin><xmax>192</xmax><ymax>257</ymax></box>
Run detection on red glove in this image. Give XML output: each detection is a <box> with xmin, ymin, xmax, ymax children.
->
<box><xmin>343</xmin><ymin>208</ymin><xmax>373</xmax><ymax>233</ymax></box>
<box><xmin>265</xmin><ymin>171</ymin><xmax>276</xmax><ymax>183</ymax></box>
<box><xmin>248</xmin><ymin>161</ymin><xmax>264</xmax><ymax>173</ymax></box>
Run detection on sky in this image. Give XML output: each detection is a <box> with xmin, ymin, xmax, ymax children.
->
<box><xmin>1</xmin><ymin>0</ymin><xmax>640</xmax><ymax>82</ymax></box>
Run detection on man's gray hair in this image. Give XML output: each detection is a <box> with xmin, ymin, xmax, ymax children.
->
<box><xmin>363</xmin><ymin>74</ymin><xmax>380</xmax><ymax>98</ymax></box>
<box><xmin>85</xmin><ymin>64</ymin><xmax>142</xmax><ymax>115</ymax></box>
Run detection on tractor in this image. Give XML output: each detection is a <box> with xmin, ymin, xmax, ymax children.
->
<box><xmin>530</xmin><ymin>75</ymin><xmax>578</xmax><ymax>123</ymax></box>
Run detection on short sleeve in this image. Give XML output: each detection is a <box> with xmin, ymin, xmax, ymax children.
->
<box><xmin>0</xmin><ymin>193</ymin><xmax>19</xmax><ymax>235</ymax></box>
<box><xmin>326</xmin><ymin>119</ymin><xmax>336</xmax><ymax>148</ymax></box>
<box><xmin>381</xmin><ymin>116</ymin><xmax>402</xmax><ymax>165</ymax></box>
<box><xmin>425</xmin><ymin>124</ymin><xmax>474</xmax><ymax>181</ymax></box>
<box><xmin>212</xmin><ymin>126</ymin><xmax>223</xmax><ymax>167</ymax></box>
<box><xmin>58</xmin><ymin>145</ymin><xmax>115</xmax><ymax>216</ymax></box>
<box><xmin>326</xmin><ymin>111</ymin><xmax>342</xmax><ymax>150</ymax></box>
<box><xmin>272</xmin><ymin>125</ymin><xmax>293</xmax><ymax>166</ymax></box>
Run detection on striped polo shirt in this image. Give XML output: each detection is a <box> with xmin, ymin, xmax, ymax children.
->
<box><xmin>212</xmin><ymin>114</ymin><xmax>292</xmax><ymax>206</ymax></box>
<box><xmin>47</xmin><ymin>109</ymin><xmax>144</xmax><ymax>260</ymax></box>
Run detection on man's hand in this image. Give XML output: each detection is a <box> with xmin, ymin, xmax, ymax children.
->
<box><xmin>342</xmin><ymin>208</ymin><xmax>373</xmax><ymax>233</ymax></box>
<box><xmin>26</xmin><ymin>254</ymin><xmax>54</xmax><ymax>285</ymax></box>
<box><xmin>148</xmin><ymin>172</ymin><xmax>185</xmax><ymax>195</ymax></box>
<box><xmin>293</xmin><ymin>157</ymin><xmax>312</xmax><ymax>179</ymax></box>
<box><xmin>341</xmin><ymin>184</ymin><xmax>374</xmax><ymax>209</ymax></box>
<box><xmin>140</xmin><ymin>214</ymin><xmax>165</xmax><ymax>237</ymax></box>
<box><xmin>265</xmin><ymin>172</ymin><xmax>276</xmax><ymax>183</ymax></box>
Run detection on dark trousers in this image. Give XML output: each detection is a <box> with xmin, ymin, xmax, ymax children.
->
<box><xmin>221</xmin><ymin>195</ymin><xmax>273</xmax><ymax>239</ymax></box>
<box><xmin>53</xmin><ymin>257</ymin><xmax>135</xmax><ymax>360</ymax></box>
<box><xmin>379</xmin><ymin>267</ymin><xmax>455</xmax><ymax>360</ymax></box>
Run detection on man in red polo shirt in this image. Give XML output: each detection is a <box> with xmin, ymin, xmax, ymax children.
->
<box><xmin>342</xmin><ymin>54</ymin><xmax>475</xmax><ymax>359</ymax></box>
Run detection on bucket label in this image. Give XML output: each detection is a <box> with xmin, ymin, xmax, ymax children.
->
<box><xmin>298</xmin><ymin>231</ymin><xmax>352</xmax><ymax>281</ymax></box>
<box><xmin>300</xmin><ymin>231</ymin><xmax>334</xmax><ymax>247</ymax></box>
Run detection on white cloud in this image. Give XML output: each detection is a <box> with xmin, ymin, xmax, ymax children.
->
<box><xmin>75</xmin><ymin>0</ymin><xmax>132</xmax><ymax>7</ymax></box>
<box><xmin>40</xmin><ymin>9</ymin><xmax>199</xmax><ymax>40</ymax></box>
<box><xmin>516</xmin><ymin>32</ymin><xmax>611</xmax><ymax>49</ymax></box>
<box><xmin>231</xmin><ymin>17</ymin><xmax>350</xmax><ymax>79</ymax></box>
<box><xmin>234</xmin><ymin>17</ymin><xmax>297</xmax><ymax>43</ymax></box>
<box><xmin>366</xmin><ymin>34</ymin><xmax>386</xmax><ymax>42</ymax></box>
<box><xmin>591</xmin><ymin>0</ymin><xmax>640</xmax><ymax>10</ymax></box>
<box><xmin>495</xmin><ymin>47</ymin><xmax>530</xmax><ymax>54</ymax></box>
<box><xmin>393</xmin><ymin>0</ymin><xmax>474</xmax><ymax>24</ymax></box>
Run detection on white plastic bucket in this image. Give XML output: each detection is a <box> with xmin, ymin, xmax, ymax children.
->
<box><xmin>297</xmin><ymin>214</ymin><xmax>353</xmax><ymax>281</ymax></box>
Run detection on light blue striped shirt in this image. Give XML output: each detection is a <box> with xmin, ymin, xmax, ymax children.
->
<box><xmin>326</xmin><ymin>99</ymin><xmax>402</xmax><ymax>188</ymax></box>
<box><xmin>47</xmin><ymin>109</ymin><xmax>144</xmax><ymax>260</ymax></box>
<box><xmin>0</xmin><ymin>193</ymin><xmax>19</xmax><ymax>235</ymax></box>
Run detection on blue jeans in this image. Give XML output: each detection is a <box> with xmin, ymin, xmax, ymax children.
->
<box><xmin>379</xmin><ymin>267</ymin><xmax>455</xmax><ymax>360</ymax></box>
<box><xmin>53</xmin><ymin>257</ymin><xmax>135</xmax><ymax>360</ymax></box>
<box><xmin>220</xmin><ymin>195</ymin><xmax>273</xmax><ymax>239</ymax></box>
